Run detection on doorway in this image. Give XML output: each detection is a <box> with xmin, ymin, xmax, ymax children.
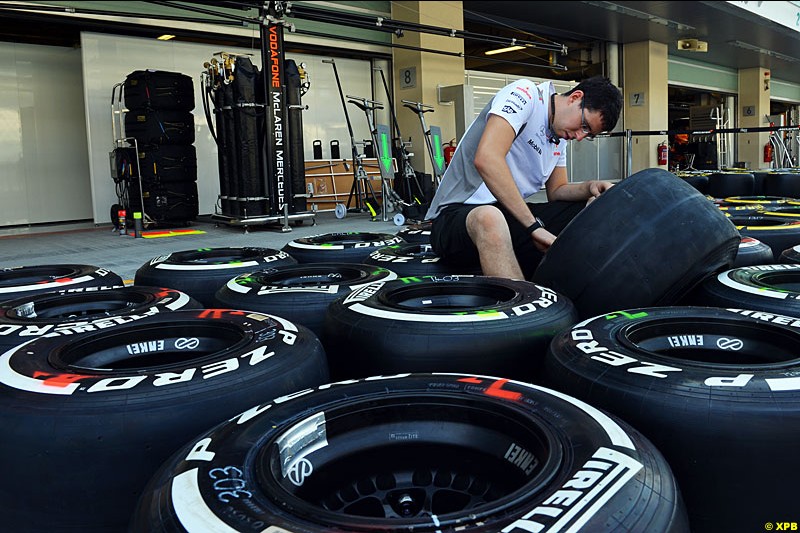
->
<box><xmin>668</xmin><ymin>85</ymin><xmax>736</xmax><ymax>171</ymax></box>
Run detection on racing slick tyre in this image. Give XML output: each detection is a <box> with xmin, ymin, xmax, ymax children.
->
<box><xmin>282</xmin><ymin>232</ymin><xmax>404</xmax><ymax>264</ymax></box>
<box><xmin>395</xmin><ymin>220</ymin><xmax>432</xmax><ymax>243</ymax></box>
<box><xmin>685</xmin><ymin>264</ymin><xmax>800</xmax><ymax>315</ymax></box>
<box><xmin>780</xmin><ymin>244</ymin><xmax>800</xmax><ymax>263</ymax></box>
<box><xmin>323</xmin><ymin>275</ymin><xmax>578</xmax><ymax>382</ymax></box>
<box><xmin>363</xmin><ymin>242</ymin><xmax>482</xmax><ymax>277</ymax></box>
<box><xmin>213</xmin><ymin>263</ymin><xmax>397</xmax><ymax>338</ymax></box>
<box><xmin>0</xmin><ymin>286</ymin><xmax>200</xmax><ymax>353</ymax></box>
<box><xmin>679</xmin><ymin>174</ymin><xmax>708</xmax><ymax>195</ymax></box>
<box><xmin>732</xmin><ymin>237</ymin><xmax>773</xmax><ymax>267</ymax></box>
<box><xmin>762</xmin><ymin>171</ymin><xmax>800</xmax><ymax>199</ymax></box>
<box><xmin>542</xmin><ymin>306</ymin><xmax>800</xmax><ymax>532</ymax></box>
<box><xmin>729</xmin><ymin>214</ymin><xmax>800</xmax><ymax>257</ymax></box>
<box><xmin>718</xmin><ymin>195</ymin><xmax>790</xmax><ymax>207</ymax></box>
<box><xmin>532</xmin><ymin>168</ymin><xmax>740</xmax><ymax>319</ymax></box>
<box><xmin>716</xmin><ymin>203</ymin><xmax>765</xmax><ymax>216</ymax></box>
<box><xmin>764</xmin><ymin>205</ymin><xmax>800</xmax><ymax>217</ymax></box>
<box><xmin>706</xmin><ymin>171</ymin><xmax>754</xmax><ymax>199</ymax></box>
<box><xmin>134</xmin><ymin>247</ymin><xmax>297</xmax><ymax>307</ymax></box>
<box><xmin>131</xmin><ymin>373</ymin><xmax>688</xmax><ymax>533</ymax></box>
<box><xmin>0</xmin><ymin>264</ymin><xmax>123</xmax><ymax>304</ymax></box>
<box><xmin>0</xmin><ymin>309</ymin><xmax>328</xmax><ymax>531</ymax></box>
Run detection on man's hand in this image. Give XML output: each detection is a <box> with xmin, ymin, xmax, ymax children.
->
<box><xmin>588</xmin><ymin>179</ymin><xmax>614</xmax><ymax>197</ymax></box>
<box><xmin>547</xmin><ymin>176</ymin><xmax>615</xmax><ymax>204</ymax></box>
<box><xmin>586</xmin><ymin>180</ymin><xmax>614</xmax><ymax>205</ymax></box>
<box><xmin>532</xmin><ymin>227</ymin><xmax>556</xmax><ymax>252</ymax></box>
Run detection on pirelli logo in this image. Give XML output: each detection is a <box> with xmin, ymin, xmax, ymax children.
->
<box><xmin>502</xmin><ymin>447</ymin><xmax>643</xmax><ymax>532</ymax></box>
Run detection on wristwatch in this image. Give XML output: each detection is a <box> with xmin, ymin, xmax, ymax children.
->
<box><xmin>526</xmin><ymin>217</ymin><xmax>545</xmax><ymax>235</ymax></box>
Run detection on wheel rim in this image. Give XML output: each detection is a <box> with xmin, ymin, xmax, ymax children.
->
<box><xmin>256</xmin><ymin>394</ymin><xmax>563</xmax><ymax>530</ymax></box>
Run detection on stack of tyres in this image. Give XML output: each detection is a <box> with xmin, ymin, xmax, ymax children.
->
<box><xmin>127</xmin><ymin>181</ymin><xmax>198</xmax><ymax>226</ymax></box>
<box><xmin>134</xmin><ymin>145</ymin><xmax>197</xmax><ymax>184</ymax></box>
<box><xmin>124</xmin><ymin>70</ymin><xmax>194</xmax><ymax>110</ymax></box>
<box><xmin>122</xmin><ymin>69</ymin><xmax>199</xmax><ymax>226</ymax></box>
<box><xmin>123</xmin><ymin>109</ymin><xmax>195</xmax><ymax>146</ymax></box>
<box><xmin>114</xmin><ymin>145</ymin><xmax>197</xmax><ymax>185</ymax></box>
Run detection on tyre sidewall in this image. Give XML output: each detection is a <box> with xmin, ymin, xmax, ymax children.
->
<box><xmin>0</xmin><ymin>309</ymin><xmax>328</xmax><ymax>530</ymax></box>
<box><xmin>133</xmin><ymin>374</ymin><xmax>685</xmax><ymax>533</ymax></box>
<box><xmin>0</xmin><ymin>265</ymin><xmax>124</xmax><ymax>303</ymax></box>
<box><xmin>282</xmin><ymin>233</ymin><xmax>404</xmax><ymax>263</ymax></box>
<box><xmin>214</xmin><ymin>264</ymin><xmax>397</xmax><ymax>336</ymax></box>
<box><xmin>134</xmin><ymin>248</ymin><xmax>297</xmax><ymax>306</ymax></box>
<box><xmin>544</xmin><ymin>306</ymin><xmax>800</xmax><ymax>531</ymax></box>
<box><xmin>0</xmin><ymin>286</ymin><xmax>200</xmax><ymax>352</ymax></box>
<box><xmin>323</xmin><ymin>275</ymin><xmax>578</xmax><ymax>380</ymax></box>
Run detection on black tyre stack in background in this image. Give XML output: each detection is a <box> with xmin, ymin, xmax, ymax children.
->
<box><xmin>120</xmin><ymin>69</ymin><xmax>199</xmax><ymax>227</ymax></box>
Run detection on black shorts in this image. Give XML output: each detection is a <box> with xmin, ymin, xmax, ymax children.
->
<box><xmin>430</xmin><ymin>200</ymin><xmax>585</xmax><ymax>279</ymax></box>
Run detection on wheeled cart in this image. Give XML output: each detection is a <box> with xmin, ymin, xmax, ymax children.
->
<box><xmin>210</xmin><ymin>210</ymin><xmax>317</xmax><ymax>233</ymax></box>
<box><xmin>201</xmin><ymin>6</ymin><xmax>315</xmax><ymax>233</ymax></box>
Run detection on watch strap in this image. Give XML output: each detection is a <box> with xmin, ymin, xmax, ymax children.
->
<box><xmin>526</xmin><ymin>217</ymin><xmax>544</xmax><ymax>234</ymax></box>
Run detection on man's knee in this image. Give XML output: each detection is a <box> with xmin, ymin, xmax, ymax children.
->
<box><xmin>466</xmin><ymin>205</ymin><xmax>507</xmax><ymax>238</ymax></box>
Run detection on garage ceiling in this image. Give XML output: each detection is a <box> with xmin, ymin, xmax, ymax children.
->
<box><xmin>462</xmin><ymin>1</ymin><xmax>800</xmax><ymax>85</ymax></box>
<box><xmin>2</xmin><ymin>1</ymin><xmax>800</xmax><ymax>86</ymax></box>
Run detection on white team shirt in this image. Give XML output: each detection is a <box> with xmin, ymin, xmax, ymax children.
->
<box><xmin>425</xmin><ymin>80</ymin><xmax>567</xmax><ymax>219</ymax></box>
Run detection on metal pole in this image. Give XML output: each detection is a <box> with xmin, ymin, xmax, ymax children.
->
<box><xmin>260</xmin><ymin>1</ymin><xmax>291</xmax><ymax>217</ymax></box>
<box><xmin>626</xmin><ymin>129</ymin><xmax>633</xmax><ymax>177</ymax></box>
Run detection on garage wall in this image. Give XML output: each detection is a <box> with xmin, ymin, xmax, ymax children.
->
<box><xmin>668</xmin><ymin>56</ymin><xmax>738</xmax><ymax>93</ymax></box>
<box><xmin>771</xmin><ymin>79</ymin><xmax>800</xmax><ymax>103</ymax></box>
<box><xmin>0</xmin><ymin>42</ymin><xmax>92</xmax><ymax>227</ymax></box>
<box><xmin>81</xmin><ymin>32</ymin><xmax>375</xmax><ymax>224</ymax></box>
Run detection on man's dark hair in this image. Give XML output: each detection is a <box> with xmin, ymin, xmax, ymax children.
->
<box><xmin>565</xmin><ymin>76</ymin><xmax>623</xmax><ymax>132</ymax></box>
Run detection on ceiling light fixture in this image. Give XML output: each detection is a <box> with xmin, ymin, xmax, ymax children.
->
<box><xmin>157</xmin><ymin>34</ymin><xmax>176</xmax><ymax>41</ymax></box>
<box><xmin>728</xmin><ymin>40</ymin><xmax>799</xmax><ymax>63</ymax></box>
<box><xmin>583</xmin><ymin>1</ymin><xmax>695</xmax><ymax>31</ymax></box>
<box><xmin>485</xmin><ymin>45</ymin><xmax>526</xmax><ymax>56</ymax></box>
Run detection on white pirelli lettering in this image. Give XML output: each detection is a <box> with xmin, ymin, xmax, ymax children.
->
<box><xmin>625</xmin><ymin>361</ymin><xmax>683</xmax><ymax>378</ymax></box>
<box><xmin>0</xmin><ymin>275</ymin><xmax>94</xmax><ymax>293</ymax></box>
<box><xmin>571</xmin><ymin>329</ymin><xmax>681</xmax><ymax>378</ymax></box>
<box><xmin>501</xmin><ymin>447</ymin><xmax>643</xmax><ymax>532</ymax></box>
<box><xmin>717</xmin><ymin>271</ymin><xmax>790</xmax><ymax>299</ymax></box>
<box><xmin>0</xmin><ymin>325</ymin><xmax>52</xmax><ymax>337</ymax></box>
<box><xmin>152</xmin><ymin>369</ymin><xmax>196</xmax><ymax>387</ymax></box>
<box><xmin>172</xmin><ymin>469</ymin><xmax>241</xmax><ymax>533</ymax></box>
<box><xmin>155</xmin><ymin>261</ymin><xmax>260</xmax><ymax>271</ymax></box>
<box><xmin>765</xmin><ymin>376</ymin><xmax>800</xmax><ymax>391</ymax></box>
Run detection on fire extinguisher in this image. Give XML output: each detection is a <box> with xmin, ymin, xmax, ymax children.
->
<box><xmin>657</xmin><ymin>142</ymin><xmax>668</xmax><ymax>166</ymax></box>
<box><xmin>443</xmin><ymin>139</ymin><xmax>457</xmax><ymax>167</ymax></box>
<box><xmin>764</xmin><ymin>141</ymin><xmax>774</xmax><ymax>163</ymax></box>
